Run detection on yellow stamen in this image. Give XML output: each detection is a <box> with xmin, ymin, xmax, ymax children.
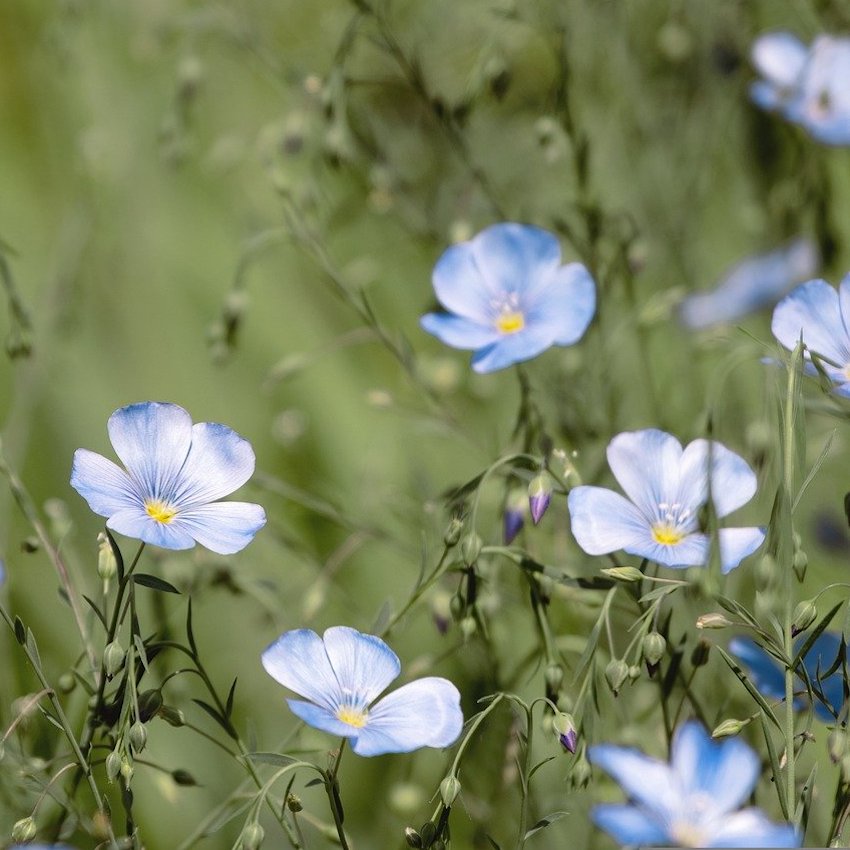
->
<box><xmin>496</xmin><ymin>311</ymin><xmax>525</xmax><ymax>334</ymax></box>
<box><xmin>336</xmin><ymin>706</ymin><xmax>368</xmax><ymax>728</ymax></box>
<box><xmin>145</xmin><ymin>500</ymin><xmax>178</xmax><ymax>524</ymax></box>
<box><xmin>652</xmin><ymin>524</ymin><xmax>685</xmax><ymax>546</ymax></box>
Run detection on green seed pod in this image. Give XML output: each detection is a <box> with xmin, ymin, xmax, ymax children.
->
<box><xmin>58</xmin><ymin>672</ymin><xmax>76</xmax><ymax>694</ymax></box>
<box><xmin>712</xmin><ymin>718</ymin><xmax>746</xmax><ymax>738</ymax></box>
<box><xmin>105</xmin><ymin>750</ymin><xmax>122</xmax><ymax>782</ymax></box>
<box><xmin>443</xmin><ymin>518</ymin><xmax>463</xmax><ymax>547</ymax></box>
<box><xmin>129</xmin><ymin>721</ymin><xmax>148</xmax><ymax>753</ymax></box>
<box><xmin>792</xmin><ymin>550</ymin><xmax>808</xmax><ymax>582</ymax></box>
<box><xmin>103</xmin><ymin>641</ymin><xmax>125</xmax><ymax>677</ymax></box>
<box><xmin>419</xmin><ymin>821</ymin><xmax>437</xmax><ymax>846</ymax></box>
<box><xmin>791</xmin><ymin>599</ymin><xmax>817</xmax><ymax>637</ymax></box>
<box><xmin>459</xmin><ymin>615</ymin><xmax>477</xmax><ymax>641</ymax></box>
<box><xmin>643</xmin><ymin>632</ymin><xmax>666</xmax><ymax>666</ymax></box>
<box><xmin>172</xmin><ymin>769</ymin><xmax>198</xmax><ymax>786</ymax></box>
<box><xmin>605</xmin><ymin>659</ymin><xmax>629</xmax><ymax>696</ymax></box>
<box><xmin>159</xmin><ymin>705</ymin><xmax>185</xmax><ymax>727</ymax></box>
<box><xmin>601</xmin><ymin>566</ymin><xmax>644</xmax><ymax>583</ymax></box>
<box><xmin>241</xmin><ymin>822</ymin><xmax>265</xmax><ymax>850</ymax></box>
<box><xmin>627</xmin><ymin>664</ymin><xmax>641</xmax><ymax>682</ymax></box>
<box><xmin>404</xmin><ymin>827</ymin><xmax>423</xmax><ymax>848</ymax></box>
<box><xmin>690</xmin><ymin>640</ymin><xmax>711</xmax><ymax>668</ymax></box>
<box><xmin>11</xmin><ymin>816</ymin><xmax>37</xmax><ymax>842</ymax></box>
<box><xmin>461</xmin><ymin>532</ymin><xmax>482</xmax><ymax>566</ymax></box>
<box><xmin>545</xmin><ymin>663</ymin><xmax>564</xmax><ymax>693</ymax></box>
<box><xmin>137</xmin><ymin>689</ymin><xmax>163</xmax><ymax>721</ymax></box>
<box><xmin>440</xmin><ymin>775</ymin><xmax>461</xmax><ymax>807</ymax></box>
<box><xmin>120</xmin><ymin>755</ymin><xmax>134</xmax><ymax>787</ymax></box>
<box><xmin>97</xmin><ymin>532</ymin><xmax>118</xmax><ymax>583</ymax></box>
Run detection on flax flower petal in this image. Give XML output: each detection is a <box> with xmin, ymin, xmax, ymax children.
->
<box><xmin>350</xmin><ymin>677</ymin><xmax>463</xmax><ymax>756</ymax></box>
<box><xmin>710</xmin><ymin>811</ymin><xmax>800</xmax><ymax>848</ymax></box>
<box><xmin>678</xmin><ymin>440</ymin><xmax>758</xmax><ymax>519</ymax></box>
<box><xmin>261</xmin><ymin>629</ymin><xmax>342</xmax><ymax>713</ymax></box>
<box><xmin>471</xmin><ymin>327</ymin><xmax>559</xmax><ymax>373</ymax></box>
<box><xmin>106</xmin><ymin>507</ymin><xmax>196</xmax><ymax>550</ymax></box>
<box><xmin>589</xmin><ymin>745</ymin><xmax>679</xmax><ymax>817</ymax></box>
<box><xmin>175</xmin><ymin>502</ymin><xmax>267</xmax><ymax>555</ymax></box>
<box><xmin>322</xmin><ymin>626</ymin><xmax>401</xmax><ymax>705</ymax></box>
<box><xmin>590</xmin><ymin>805</ymin><xmax>670</xmax><ymax>846</ymax></box>
<box><xmin>71</xmin><ymin>449</ymin><xmax>141</xmax><ymax>517</ymax></box>
<box><xmin>431</xmin><ymin>242</ymin><xmax>499</xmax><ymax>323</ymax></box>
<box><xmin>107</xmin><ymin>402</ymin><xmax>193</xmax><ymax>497</ymax></box>
<box><xmin>567</xmin><ymin>486</ymin><xmax>654</xmax><ymax>555</ymax></box>
<box><xmin>718</xmin><ymin>527</ymin><xmax>765</xmax><ymax>574</ymax></box>
<box><xmin>419</xmin><ymin>313</ymin><xmax>501</xmax><ymax>350</ymax></box>
<box><xmin>525</xmin><ymin>262</ymin><xmax>596</xmax><ymax>345</ymax></box>
<box><xmin>752</xmin><ymin>32</ymin><xmax>808</xmax><ymax>89</ymax></box>
<box><xmin>286</xmin><ymin>699</ymin><xmax>360</xmax><ymax>738</ymax></box>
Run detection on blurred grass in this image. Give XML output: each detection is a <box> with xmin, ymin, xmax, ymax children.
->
<box><xmin>3</xmin><ymin>0</ymin><xmax>850</xmax><ymax>847</ymax></box>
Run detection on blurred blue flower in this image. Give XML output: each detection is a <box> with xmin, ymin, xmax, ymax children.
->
<box><xmin>420</xmin><ymin>223</ymin><xmax>595</xmax><ymax>373</ymax></box>
<box><xmin>262</xmin><ymin>626</ymin><xmax>464</xmax><ymax>756</ymax></box>
<box><xmin>729</xmin><ymin>632</ymin><xmax>845</xmax><ymax>722</ymax></box>
<box><xmin>752</xmin><ymin>32</ymin><xmax>850</xmax><ymax>145</ymax></box>
<box><xmin>771</xmin><ymin>273</ymin><xmax>850</xmax><ymax>396</ymax></box>
<box><xmin>679</xmin><ymin>238</ymin><xmax>818</xmax><ymax>330</ymax></box>
<box><xmin>71</xmin><ymin>402</ymin><xmax>266</xmax><ymax>554</ymax></box>
<box><xmin>567</xmin><ymin>429</ymin><xmax>764</xmax><ymax>574</ymax></box>
<box><xmin>590</xmin><ymin>721</ymin><xmax>799</xmax><ymax>847</ymax></box>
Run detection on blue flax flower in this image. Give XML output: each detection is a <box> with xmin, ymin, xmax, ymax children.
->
<box><xmin>420</xmin><ymin>223</ymin><xmax>595</xmax><ymax>373</ymax></box>
<box><xmin>567</xmin><ymin>429</ymin><xmax>764</xmax><ymax>574</ymax></box>
<box><xmin>71</xmin><ymin>402</ymin><xmax>266</xmax><ymax>554</ymax></box>
<box><xmin>261</xmin><ymin>626</ymin><xmax>464</xmax><ymax>756</ymax></box>
<box><xmin>590</xmin><ymin>721</ymin><xmax>799</xmax><ymax>847</ymax></box>
<box><xmin>730</xmin><ymin>633</ymin><xmax>844</xmax><ymax>722</ymax></box>
<box><xmin>752</xmin><ymin>32</ymin><xmax>850</xmax><ymax>145</ymax></box>
<box><xmin>679</xmin><ymin>238</ymin><xmax>818</xmax><ymax>330</ymax></box>
<box><xmin>772</xmin><ymin>273</ymin><xmax>850</xmax><ymax>396</ymax></box>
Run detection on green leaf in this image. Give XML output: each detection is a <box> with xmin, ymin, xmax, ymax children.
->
<box><xmin>524</xmin><ymin>811</ymin><xmax>568</xmax><ymax>840</ymax></box>
<box><xmin>82</xmin><ymin>594</ymin><xmax>108</xmax><ymax>631</ymax></box>
<box><xmin>192</xmin><ymin>699</ymin><xmax>236</xmax><ymax>739</ymax></box>
<box><xmin>793</xmin><ymin>430</ymin><xmax>835</xmax><ymax>511</ymax></box>
<box><xmin>760</xmin><ymin>711</ymin><xmax>789</xmax><ymax>820</ymax></box>
<box><xmin>528</xmin><ymin>756</ymin><xmax>556</xmax><ymax>779</ymax></box>
<box><xmin>106</xmin><ymin>528</ymin><xmax>125</xmax><ymax>583</ymax></box>
<box><xmin>13</xmin><ymin>615</ymin><xmax>25</xmax><ymax>645</ymax></box>
<box><xmin>795</xmin><ymin>761</ymin><xmax>817</xmax><ymax>833</ymax></box>
<box><xmin>133</xmin><ymin>573</ymin><xmax>180</xmax><ymax>594</ymax></box>
<box><xmin>133</xmin><ymin>633</ymin><xmax>150</xmax><ymax>673</ymax></box>
<box><xmin>716</xmin><ymin>646</ymin><xmax>782</xmax><ymax>731</ymax></box>
<box><xmin>572</xmin><ymin>588</ymin><xmax>616</xmax><ymax>685</ymax></box>
<box><xmin>793</xmin><ymin>602</ymin><xmax>842</xmax><ymax>668</ymax></box>
<box><xmin>225</xmin><ymin>677</ymin><xmax>237</xmax><ymax>719</ymax></box>
<box><xmin>186</xmin><ymin>599</ymin><xmax>198</xmax><ymax>658</ymax></box>
<box><xmin>25</xmin><ymin>627</ymin><xmax>41</xmax><ymax>668</ymax></box>
<box><xmin>200</xmin><ymin>798</ymin><xmax>252</xmax><ymax>837</ymax></box>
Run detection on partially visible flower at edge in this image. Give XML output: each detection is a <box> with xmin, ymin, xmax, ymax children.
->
<box><xmin>420</xmin><ymin>222</ymin><xmax>596</xmax><ymax>373</ymax></box>
<box><xmin>751</xmin><ymin>32</ymin><xmax>850</xmax><ymax>146</ymax></box>
<box><xmin>771</xmin><ymin>272</ymin><xmax>850</xmax><ymax>397</ymax></box>
<box><xmin>567</xmin><ymin>429</ymin><xmax>765</xmax><ymax>573</ymax></box>
<box><xmin>70</xmin><ymin>402</ymin><xmax>266</xmax><ymax>554</ymax></box>
<box><xmin>729</xmin><ymin>632</ymin><xmax>844</xmax><ymax>722</ymax></box>
<box><xmin>679</xmin><ymin>238</ymin><xmax>818</xmax><ymax>330</ymax></box>
<box><xmin>261</xmin><ymin>625</ymin><xmax>463</xmax><ymax>756</ymax></box>
<box><xmin>589</xmin><ymin>721</ymin><xmax>800</xmax><ymax>847</ymax></box>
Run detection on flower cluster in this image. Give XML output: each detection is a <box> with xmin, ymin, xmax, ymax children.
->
<box><xmin>420</xmin><ymin>223</ymin><xmax>596</xmax><ymax>373</ymax></box>
<box><xmin>590</xmin><ymin>721</ymin><xmax>799</xmax><ymax>847</ymax></box>
<box><xmin>567</xmin><ymin>429</ymin><xmax>765</xmax><ymax>573</ymax></box>
<box><xmin>752</xmin><ymin>32</ymin><xmax>850</xmax><ymax>145</ymax></box>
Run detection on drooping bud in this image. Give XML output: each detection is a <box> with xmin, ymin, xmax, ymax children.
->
<box><xmin>544</xmin><ymin>663</ymin><xmax>564</xmax><ymax>694</ymax></box>
<box><xmin>503</xmin><ymin>490</ymin><xmax>526</xmax><ymax>544</ymax></box>
<box><xmin>459</xmin><ymin>615</ymin><xmax>477</xmax><ymax>641</ymax></box>
<box><xmin>553</xmin><ymin>712</ymin><xmax>578</xmax><ymax>753</ymax></box>
<box><xmin>241</xmin><ymin>822</ymin><xmax>265</xmax><ymax>850</ymax></box>
<box><xmin>103</xmin><ymin>641</ymin><xmax>125</xmax><ymax>678</ymax></box>
<box><xmin>105</xmin><ymin>749</ymin><xmax>122</xmax><ymax>782</ymax></box>
<box><xmin>605</xmin><ymin>659</ymin><xmax>629</xmax><ymax>696</ymax></box>
<box><xmin>642</xmin><ymin>632</ymin><xmax>666</xmax><ymax>669</ymax></box>
<box><xmin>120</xmin><ymin>755</ymin><xmax>134</xmax><ymax>787</ymax></box>
<box><xmin>754</xmin><ymin>553</ymin><xmax>777</xmax><ymax>590</ymax></box>
<box><xmin>601</xmin><ymin>566</ymin><xmax>644</xmax><ymax>583</ymax></box>
<box><xmin>712</xmin><ymin>718</ymin><xmax>747</xmax><ymax>738</ymax></box>
<box><xmin>172</xmin><ymin>769</ymin><xmax>198</xmax><ymax>786</ymax></box>
<box><xmin>418</xmin><ymin>822</ymin><xmax>437</xmax><ymax>846</ymax></box>
<box><xmin>627</xmin><ymin>664</ymin><xmax>641</xmax><ymax>682</ymax></box>
<box><xmin>159</xmin><ymin>705</ymin><xmax>185</xmax><ymax>727</ymax></box>
<box><xmin>58</xmin><ymin>672</ymin><xmax>76</xmax><ymax>694</ymax></box>
<box><xmin>443</xmin><ymin>517</ymin><xmax>463</xmax><ymax>548</ymax></box>
<box><xmin>793</xmin><ymin>550</ymin><xmax>808</xmax><ymax>582</ymax></box>
<box><xmin>129</xmin><ymin>721</ymin><xmax>148</xmax><ymax>753</ymax></box>
<box><xmin>137</xmin><ymin>689</ymin><xmax>163</xmax><ymax>721</ymax></box>
<box><xmin>696</xmin><ymin>612</ymin><xmax>733</xmax><ymax>630</ymax></box>
<box><xmin>570</xmin><ymin>750</ymin><xmax>592</xmax><ymax>789</ymax></box>
<box><xmin>461</xmin><ymin>532</ymin><xmax>482</xmax><ymax>566</ymax></box>
<box><xmin>690</xmin><ymin>640</ymin><xmax>711</xmax><ymax>668</ymax></box>
<box><xmin>287</xmin><ymin>793</ymin><xmax>303</xmax><ymax>812</ymax></box>
<box><xmin>528</xmin><ymin>473</ymin><xmax>553</xmax><ymax>525</ymax></box>
<box><xmin>11</xmin><ymin>816</ymin><xmax>37</xmax><ymax>842</ymax></box>
<box><xmin>439</xmin><ymin>775</ymin><xmax>461</xmax><ymax>807</ymax></box>
<box><xmin>791</xmin><ymin>599</ymin><xmax>817</xmax><ymax>637</ymax></box>
<box><xmin>97</xmin><ymin>532</ymin><xmax>118</xmax><ymax>588</ymax></box>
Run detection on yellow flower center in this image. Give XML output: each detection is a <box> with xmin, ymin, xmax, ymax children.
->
<box><xmin>652</xmin><ymin>524</ymin><xmax>685</xmax><ymax>546</ymax></box>
<box><xmin>669</xmin><ymin>821</ymin><xmax>708</xmax><ymax>848</ymax></box>
<box><xmin>496</xmin><ymin>311</ymin><xmax>525</xmax><ymax>334</ymax></box>
<box><xmin>336</xmin><ymin>706</ymin><xmax>368</xmax><ymax>728</ymax></box>
<box><xmin>145</xmin><ymin>500</ymin><xmax>178</xmax><ymax>524</ymax></box>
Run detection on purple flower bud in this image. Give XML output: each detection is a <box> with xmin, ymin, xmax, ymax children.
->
<box><xmin>504</xmin><ymin>507</ymin><xmax>524</xmax><ymax>544</ymax></box>
<box><xmin>528</xmin><ymin>473</ymin><xmax>553</xmax><ymax>525</ymax></box>
<box><xmin>553</xmin><ymin>712</ymin><xmax>578</xmax><ymax>753</ymax></box>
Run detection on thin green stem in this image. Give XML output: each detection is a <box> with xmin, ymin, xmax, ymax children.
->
<box><xmin>325</xmin><ymin>739</ymin><xmax>350</xmax><ymax>850</ymax></box>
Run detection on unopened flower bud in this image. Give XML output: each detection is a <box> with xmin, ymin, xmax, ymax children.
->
<box><xmin>643</xmin><ymin>632</ymin><xmax>666</xmax><ymax>667</ymax></box>
<box><xmin>690</xmin><ymin>640</ymin><xmax>711</xmax><ymax>668</ymax></box>
<box><xmin>11</xmin><ymin>816</ymin><xmax>37</xmax><ymax>842</ymax></box>
<box><xmin>696</xmin><ymin>612</ymin><xmax>733</xmax><ymax>629</ymax></box>
<box><xmin>553</xmin><ymin>712</ymin><xmax>577</xmax><ymax>753</ymax></box>
<box><xmin>840</xmin><ymin>753</ymin><xmax>850</xmax><ymax>783</ymax></box>
<box><xmin>172</xmin><ymin>769</ymin><xmax>198</xmax><ymax>786</ymax></box>
<box><xmin>627</xmin><ymin>664</ymin><xmax>641</xmax><ymax>682</ymax></box>
<box><xmin>443</xmin><ymin>518</ymin><xmax>463</xmax><ymax>547</ymax></box>
<box><xmin>138</xmin><ymin>689</ymin><xmax>163</xmax><ymax>721</ymax></box>
<box><xmin>829</xmin><ymin>728</ymin><xmax>848</xmax><ymax>763</ymax></box>
<box><xmin>287</xmin><ymin>793</ymin><xmax>303</xmax><ymax>812</ymax></box>
<box><xmin>241</xmin><ymin>822</ymin><xmax>265</xmax><ymax>850</ymax></box>
<box><xmin>712</xmin><ymin>718</ymin><xmax>747</xmax><ymax>738</ymax></box>
<box><xmin>528</xmin><ymin>473</ymin><xmax>553</xmax><ymax>525</ymax></box>
<box><xmin>793</xmin><ymin>550</ymin><xmax>808</xmax><ymax>582</ymax></box>
<box><xmin>459</xmin><ymin>615</ymin><xmax>477</xmax><ymax>641</ymax></box>
<box><xmin>503</xmin><ymin>489</ymin><xmax>526</xmax><ymax>544</ymax></box>
<box><xmin>404</xmin><ymin>827</ymin><xmax>423</xmax><ymax>848</ymax></box>
<box><xmin>601</xmin><ymin>566</ymin><xmax>644</xmax><ymax>583</ymax></box>
<box><xmin>461</xmin><ymin>532</ymin><xmax>482</xmax><ymax>566</ymax></box>
<box><xmin>106</xmin><ymin>749</ymin><xmax>122</xmax><ymax>782</ymax></box>
<box><xmin>570</xmin><ymin>750</ymin><xmax>592</xmax><ymax>789</ymax></box>
<box><xmin>58</xmin><ymin>672</ymin><xmax>76</xmax><ymax>694</ymax></box>
<box><xmin>129</xmin><ymin>721</ymin><xmax>148</xmax><ymax>752</ymax></box>
<box><xmin>755</xmin><ymin>553</ymin><xmax>777</xmax><ymax>590</ymax></box>
<box><xmin>791</xmin><ymin>599</ymin><xmax>817</xmax><ymax>637</ymax></box>
<box><xmin>418</xmin><ymin>822</ymin><xmax>437</xmax><ymax>846</ymax></box>
<box><xmin>159</xmin><ymin>705</ymin><xmax>185</xmax><ymax>727</ymax></box>
<box><xmin>605</xmin><ymin>659</ymin><xmax>629</xmax><ymax>696</ymax></box>
<box><xmin>449</xmin><ymin>592</ymin><xmax>465</xmax><ymax>621</ymax></box>
<box><xmin>120</xmin><ymin>755</ymin><xmax>134</xmax><ymax>787</ymax></box>
<box><xmin>545</xmin><ymin>663</ymin><xmax>564</xmax><ymax>694</ymax></box>
<box><xmin>440</xmin><ymin>775</ymin><xmax>461</xmax><ymax>807</ymax></box>
<box><xmin>103</xmin><ymin>641</ymin><xmax>125</xmax><ymax>677</ymax></box>
<box><xmin>97</xmin><ymin>532</ymin><xmax>118</xmax><ymax>585</ymax></box>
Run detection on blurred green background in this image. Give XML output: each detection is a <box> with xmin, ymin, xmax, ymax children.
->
<box><xmin>3</xmin><ymin>0</ymin><xmax>850</xmax><ymax>847</ymax></box>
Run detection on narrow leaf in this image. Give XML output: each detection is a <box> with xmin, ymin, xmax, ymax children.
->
<box><xmin>106</xmin><ymin>528</ymin><xmax>125</xmax><ymax>583</ymax></box>
<box><xmin>760</xmin><ymin>710</ymin><xmax>789</xmax><ymax>820</ymax></box>
<box><xmin>82</xmin><ymin>594</ymin><xmax>108</xmax><ymax>631</ymax></box>
<box><xmin>13</xmin><ymin>616</ymin><xmax>25</xmax><ymax>645</ymax></box>
<box><xmin>716</xmin><ymin>646</ymin><xmax>782</xmax><ymax>731</ymax></box>
<box><xmin>524</xmin><ymin>811</ymin><xmax>568</xmax><ymax>840</ymax></box>
<box><xmin>225</xmin><ymin>677</ymin><xmax>237</xmax><ymax>719</ymax></box>
<box><xmin>243</xmin><ymin>751</ymin><xmax>300</xmax><ymax>768</ymax></box>
<box><xmin>133</xmin><ymin>573</ymin><xmax>180</xmax><ymax>594</ymax></box>
<box><xmin>192</xmin><ymin>699</ymin><xmax>236</xmax><ymax>738</ymax></box>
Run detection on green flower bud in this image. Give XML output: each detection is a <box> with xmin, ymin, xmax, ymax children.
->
<box><xmin>754</xmin><ymin>553</ymin><xmax>777</xmax><ymax>590</ymax></box>
<box><xmin>627</xmin><ymin>664</ymin><xmax>641</xmax><ymax>682</ymax></box>
<box><xmin>840</xmin><ymin>753</ymin><xmax>850</xmax><ymax>783</ymax></box>
<box><xmin>103</xmin><ymin>641</ymin><xmax>125</xmax><ymax>677</ymax></box>
<box><xmin>544</xmin><ymin>663</ymin><xmax>564</xmax><ymax>694</ymax></box>
<box><xmin>241</xmin><ymin>822</ymin><xmax>265</xmax><ymax>850</ymax></box>
<box><xmin>129</xmin><ymin>721</ymin><xmax>148</xmax><ymax>753</ymax></box>
<box><xmin>58</xmin><ymin>672</ymin><xmax>76</xmax><ymax>694</ymax></box>
<box><xmin>120</xmin><ymin>755</ymin><xmax>134</xmax><ymax>787</ymax></box>
<box><xmin>137</xmin><ymin>689</ymin><xmax>163</xmax><ymax>721</ymax></box>
<box><xmin>696</xmin><ymin>612</ymin><xmax>733</xmax><ymax>629</ymax></box>
<box><xmin>440</xmin><ymin>775</ymin><xmax>461</xmax><ymax>807</ymax></box>
<box><xmin>97</xmin><ymin>532</ymin><xmax>118</xmax><ymax>584</ymax></box>
<box><xmin>459</xmin><ymin>615</ymin><xmax>477</xmax><ymax>641</ymax></box>
<box><xmin>11</xmin><ymin>816</ymin><xmax>37</xmax><ymax>842</ymax></box>
<box><xmin>601</xmin><ymin>566</ymin><xmax>644</xmax><ymax>583</ymax></box>
<box><xmin>570</xmin><ymin>750</ymin><xmax>592</xmax><ymax>789</ymax></box>
<box><xmin>605</xmin><ymin>659</ymin><xmax>629</xmax><ymax>696</ymax></box>
<box><xmin>793</xmin><ymin>550</ymin><xmax>808</xmax><ymax>582</ymax></box>
<box><xmin>461</xmin><ymin>532</ymin><xmax>482</xmax><ymax>566</ymax></box>
<box><xmin>553</xmin><ymin>712</ymin><xmax>577</xmax><ymax>753</ymax></box>
<box><xmin>690</xmin><ymin>640</ymin><xmax>711</xmax><ymax>668</ymax></box>
<box><xmin>791</xmin><ymin>599</ymin><xmax>817</xmax><ymax>637</ymax></box>
<box><xmin>443</xmin><ymin>518</ymin><xmax>463</xmax><ymax>547</ymax></box>
<box><xmin>404</xmin><ymin>827</ymin><xmax>423</xmax><ymax>848</ymax></box>
<box><xmin>105</xmin><ymin>749</ymin><xmax>122</xmax><ymax>782</ymax></box>
<box><xmin>829</xmin><ymin>728</ymin><xmax>848</xmax><ymax>763</ymax></box>
<box><xmin>172</xmin><ymin>769</ymin><xmax>198</xmax><ymax>786</ymax></box>
<box><xmin>712</xmin><ymin>718</ymin><xmax>747</xmax><ymax>738</ymax></box>
<box><xmin>159</xmin><ymin>705</ymin><xmax>185</xmax><ymax>727</ymax></box>
<box><xmin>643</xmin><ymin>632</ymin><xmax>666</xmax><ymax>666</ymax></box>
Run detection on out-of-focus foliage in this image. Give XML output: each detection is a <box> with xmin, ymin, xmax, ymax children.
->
<box><xmin>3</xmin><ymin>0</ymin><xmax>850</xmax><ymax>848</ymax></box>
